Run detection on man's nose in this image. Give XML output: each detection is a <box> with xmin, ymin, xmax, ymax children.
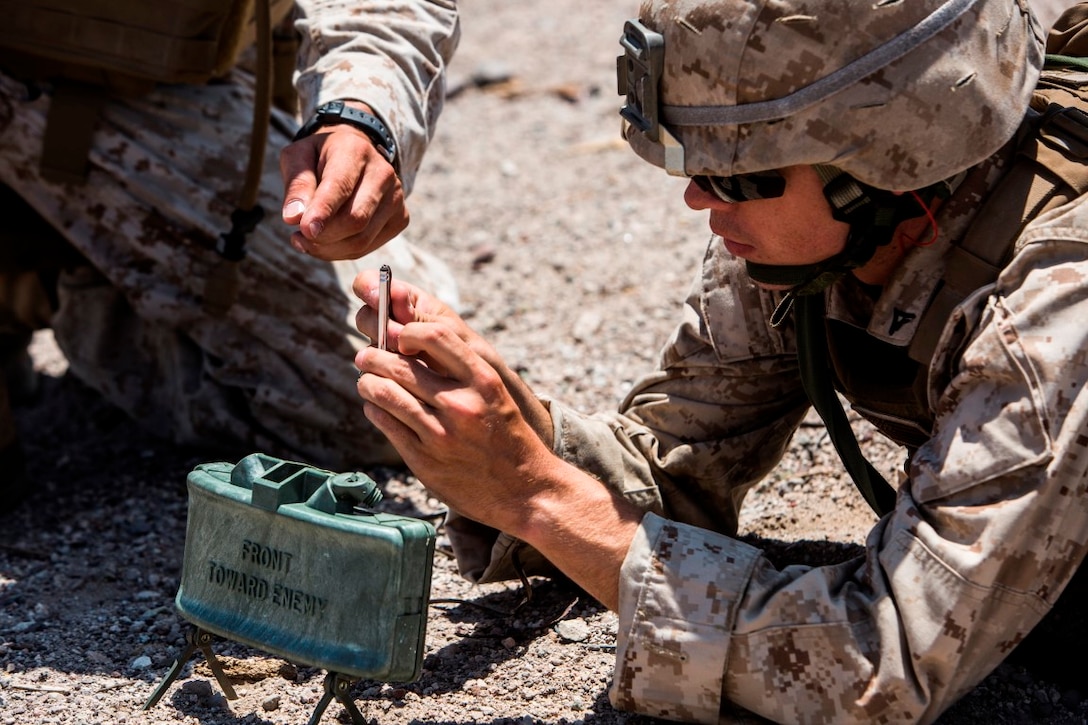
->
<box><xmin>684</xmin><ymin>179</ymin><xmax>721</xmax><ymax>211</ymax></box>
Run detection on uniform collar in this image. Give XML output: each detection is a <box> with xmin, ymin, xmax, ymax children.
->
<box><xmin>826</xmin><ymin>143</ymin><xmax>1017</xmax><ymax>346</ymax></box>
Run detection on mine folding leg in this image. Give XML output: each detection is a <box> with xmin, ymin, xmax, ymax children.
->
<box><xmin>142</xmin><ymin>625</ymin><xmax>239</xmax><ymax>710</ymax></box>
<box><xmin>307</xmin><ymin>671</ymin><xmax>365</xmax><ymax>725</ymax></box>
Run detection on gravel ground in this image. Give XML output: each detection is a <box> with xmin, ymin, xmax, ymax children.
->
<box><xmin>3</xmin><ymin>0</ymin><xmax>1088</xmax><ymax>724</ymax></box>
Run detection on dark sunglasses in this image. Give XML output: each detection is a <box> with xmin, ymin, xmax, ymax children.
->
<box><xmin>691</xmin><ymin>170</ymin><xmax>786</xmax><ymax>203</ymax></box>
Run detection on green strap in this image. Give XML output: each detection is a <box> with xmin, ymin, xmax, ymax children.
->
<box><xmin>794</xmin><ymin>294</ymin><xmax>898</xmax><ymax>516</ymax></box>
<box><xmin>1045</xmin><ymin>53</ymin><xmax>1088</xmax><ymax>72</ymax></box>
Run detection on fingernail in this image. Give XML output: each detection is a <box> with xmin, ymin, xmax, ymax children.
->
<box><xmin>308</xmin><ymin>220</ymin><xmax>324</xmax><ymax>238</ymax></box>
<box><xmin>284</xmin><ymin>200</ymin><xmax>305</xmax><ymax>218</ymax></box>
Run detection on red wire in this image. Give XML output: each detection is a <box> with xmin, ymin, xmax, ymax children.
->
<box><xmin>904</xmin><ymin>190</ymin><xmax>940</xmax><ymax>247</ymax></box>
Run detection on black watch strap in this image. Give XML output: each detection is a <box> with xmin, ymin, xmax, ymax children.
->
<box><xmin>293</xmin><ymin>100</ymin><xmax>397</xmax><ymax>165</ymax></box>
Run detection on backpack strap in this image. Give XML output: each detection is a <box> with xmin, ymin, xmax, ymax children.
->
<box><xmin>38</xmin><ymin>81</ymin><xmax>106</xmax><ymax>184</ymax></box>
<box><xmin>907</xmin><ymin>3</ymin><xmax>1088</xmax><ymax>363</ymax></box>
<box><xmin>202</xmin><ymin>0</ymin><xmax>274</xmax><ymax>318</ymax></box>
<box><xmin>809</xmin><ymin>96</ymin><xmax>1088</xmax><ymax>514</ymax></box>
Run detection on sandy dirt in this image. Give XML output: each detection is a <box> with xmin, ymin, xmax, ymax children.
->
<box><xmin>2</xmin><ymin>0</ymin><xmax>1087</xmax><ymax>723</ymax></box>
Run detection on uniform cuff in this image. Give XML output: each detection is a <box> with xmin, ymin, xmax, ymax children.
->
<box><xmin>611</xmin><ymin>512</ymin><xmax>760</xmax><ymax>723</ymax></box>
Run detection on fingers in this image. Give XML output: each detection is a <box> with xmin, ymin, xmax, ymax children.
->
<box><xmin>280</xmin><ymin>129</ymin><xmax>408</xmax><ymax>261</ymax></box>
<box><xmin>289</xmin><ymin>212</ymin><xmax>404</xmax><ymax>260</ymax></box>
<box><xmin>353</xmin><ymin>268</ymin><xmax>422</xmax><ymax>322</ymax></box>
<box><xmin>357</xmin><ymin>369</ymin><xmax>432</xmax><ymax>465</ymax></box>
<box><xmin>353</xmin><ymin>269</ymin><xmax>444</xmax><ymax>330</ymax></box>
<box><xmin>355</xmin><ymin>273</ymin><xmax>474</xmax><ymax>377</ymax></box>
<box><xmin>355</xmin><ymin>347</ymin><xmax>454</xmax><ymax>441</ymax></box>
<box><xmin>303</xmin><ymin>137</ymin><xmax>375</xmax><ymax>233</ymax></box>
<box><xmin>359</xmin><ymin>399</ymin><xmax>424</xmax><ymax>462</ymax></box>
<box><xmin>355</xmin><ymin>323</ymin><xmax>493</xmax><ymax>412</ymax></box>
<box><xmin>354</xmin><ymin>299</ymin><xmax>410</xmax><ymax>358</ymax></box>
<box><xmin>355</xmin><ymin>341</ymin><xmax>547</xmax><ymax>518</ymax></box>
<box><xmin>296</xmin><ymin>177</ymin><xmax>407</xmax><ymax>260</ymax></box>
<box><xmin>396</xmin><ymin>323</ymin><xmax>481</xmax><ymax>384</ymax></box>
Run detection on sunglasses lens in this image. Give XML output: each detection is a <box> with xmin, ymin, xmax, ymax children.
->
<box><xmin>693</xmin><ymin>170</ymin><xmax>786</xmax><ymax>203</ymax></box>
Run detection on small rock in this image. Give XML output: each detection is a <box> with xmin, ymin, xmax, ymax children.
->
<box><xmin>471</xmin><ymin>61</ymin><xmax>514</xmax><ymax>87</ymax></box>
<box><xmin>85</xmin><ymin>650</ymin><xmax>111</xmax><ymax>665</ymax></box>
<box><xmin>571</xmin><ymin>311</ymin><xmax>603</xmax><ymax>342</ymax></box>
<box><xmin>471</xmin><ymin>245</ymin><xmax>497</xmax><ymax>270</ymax></box>
<box><xmin>261</xmin><ymin>695</ymin><xmax>281</xmax><ymax>711</ymax></box>
<box><xmin>555</xmin><ymin>618</ymin><xmax>591</xmax><ymax>643</ymax></box>
<box><xmin>181</xmin><ymin>679</ymin><xmax>213</xmax><ymax>698</ymax></box>
<box><xmin>130</xmin><ymin>655</ymin><xmax>153</xmax><ymax>670</ymax></box>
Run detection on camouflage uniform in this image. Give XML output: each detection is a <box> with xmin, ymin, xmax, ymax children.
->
<box><xmin>0</xmin><ymin>0</ymin><xmax>460</xmax><ymax>468</ymax></box>
<box><xmin>556</xmin><ymin>2</ymin><xmax>1084</xmax><ymax>720</ymax></box>
<box><xmin>572</xmin><ymin>156</ymin><xmax>1087</xmax><ymax>721</ymax></box>
<box><xmin>446</xmin><ymin>128</ymin><xmax>1088</xmax><ymax>724</ymax></box>
<box><xmin>444</xmin><ymin>0</ymin><xmax>1087</xmax><ymax>722</ymax></box>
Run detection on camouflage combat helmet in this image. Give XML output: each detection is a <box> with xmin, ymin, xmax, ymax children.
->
<box><xmin>617</xmin><ymin>0</ymin><xmax>1045</xmax><ymax>307</ymax></box>
<box><xmin>619</xmin><ymin>0</ymin><xmax>1045</xmax><ymax>191</ymax></box>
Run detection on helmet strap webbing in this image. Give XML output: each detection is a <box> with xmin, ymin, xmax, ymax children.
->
<box><xmin>749</xmin><ymin>167</ymin><xmax>946</xmax><ymax>326</ymax></box>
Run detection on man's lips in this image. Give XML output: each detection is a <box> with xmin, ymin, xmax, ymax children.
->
<box><xmin>719</xmin><ymin>236</ymin><xmax>755</xmax><ymax>258</ymax></box>
<box><xmin>709</xmin><ymin>213</ymin><xmax>757</xmax><ymax>258</ymax></box>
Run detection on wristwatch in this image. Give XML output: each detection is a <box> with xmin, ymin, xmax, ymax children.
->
<box><xmin>293</xmin><ymin>100</ymin><xmax>397</xmax><ymax>165</ymax></box>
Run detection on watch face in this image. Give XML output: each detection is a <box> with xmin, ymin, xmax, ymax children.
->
<box><xmin>319</xmin><ymin>101</ymin><xmax>343</xmax><ymax>118</ymax></box>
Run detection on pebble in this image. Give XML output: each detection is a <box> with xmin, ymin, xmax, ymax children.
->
<box><xmin>555</xmin><ymin>618</ymin><xmax>591</xmax><ymax>643</ymax></box>
<box><xmin>129</xmin><ymin>656</ymin><xmax>152</xmax><ymax>670</ymax></box>
<box><xmin>181</xmin><ymin>680</ymin><xmax>213</xmax><ymax>698</ymax></box>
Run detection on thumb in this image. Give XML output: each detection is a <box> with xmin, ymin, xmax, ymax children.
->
<box><xmin>279</xmin><ymin>140</ymin><xmax>319</xmax><ymax>225</ymax></box>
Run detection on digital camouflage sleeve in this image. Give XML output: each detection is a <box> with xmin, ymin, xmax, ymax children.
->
<box><xmin>0</xmin><ymin>0</ymin><xmax>460</xmax><ymax>468</ymax></box>
<box><xmin>545</xmin><ymin>166</ymin><xmax>1088</xmax><ymax>722</ymax></box>
<box><xmin>294</xmin><ymin>0</ymin><xmax>460</xmax><ymax>193</ymax></box>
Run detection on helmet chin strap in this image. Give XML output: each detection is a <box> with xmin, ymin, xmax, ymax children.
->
<box><xmin>747</xmin><ymin>167</ymin><xmax>947</xmax><ymax>327</ymax></box>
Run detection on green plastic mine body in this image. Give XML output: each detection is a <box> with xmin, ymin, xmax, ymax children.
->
<box><xmin>175</xmin><ymin>453</ymin><xmax>435</xmax><ymax>682</ymax></box>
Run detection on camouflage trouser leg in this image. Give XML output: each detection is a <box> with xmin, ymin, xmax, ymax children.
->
<box><xmin>0</xmin><ymin>71</ymin><xmax>458</xmax><ymax>470</ymax></box>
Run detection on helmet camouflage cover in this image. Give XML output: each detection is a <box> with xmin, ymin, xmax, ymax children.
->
<box><xmin>621</xmin><ymin>0</ymin><xmax>1046</xmax><ymax>190</ymax></box>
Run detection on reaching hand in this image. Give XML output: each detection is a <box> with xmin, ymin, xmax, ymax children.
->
<box><xmin>280</xmin><ymin>105</ymin><xmax>408</xmax><ymax>260</ymax></box>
